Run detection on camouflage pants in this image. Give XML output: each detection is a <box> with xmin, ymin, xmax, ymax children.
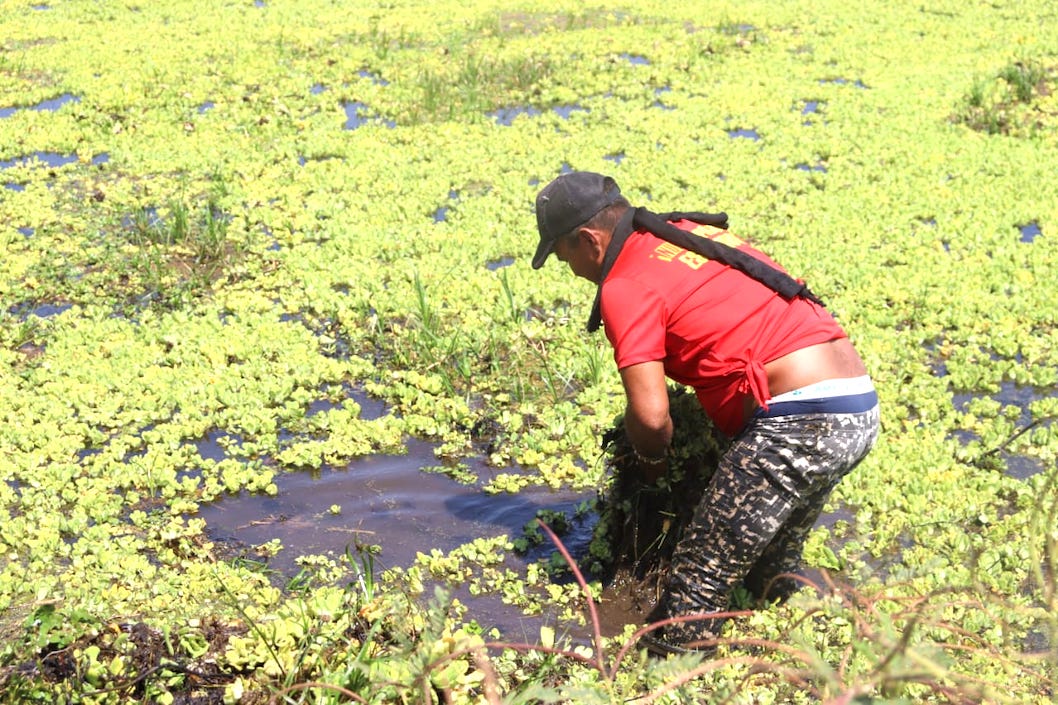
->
<box><xmin>651</xmin><ymin>405</ymin><xmax>880</xmax><ymax>649</ymax></box>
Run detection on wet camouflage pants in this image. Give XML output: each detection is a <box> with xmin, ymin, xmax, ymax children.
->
<box><xmin>653</xmin><ymin>405</ymin><xmax>880</xmax><ymax>648</ymax></box>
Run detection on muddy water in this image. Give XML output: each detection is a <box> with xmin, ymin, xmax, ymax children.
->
<box><xmin>198</xmin><ymin>438</ymin><xmax>622</xmax><ymax>641</ymax></box>
<box><xmin>196</xmin><ymin>432</ymin><xmax>865</xmax><ymax>644</ymax></box>
<box><xmin>200</xmin><ymin>439</ymin><xmax>592</xmax><ymax>574</ymax></box>
<box><xmin>193</xmin><ymin>385</ymin><xmax>904</xmax><ymax>644</ymax></box>
<box><xmin>177</xmin><ymin>365</ymin><xmax>1058</xmax><ymax>645</ymax></box>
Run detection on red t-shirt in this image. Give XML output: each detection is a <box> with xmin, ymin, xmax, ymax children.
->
<box><xmin>600</xmin><ymin>220</ymin><xmax>847</xmax><ymax>437</ymax></box>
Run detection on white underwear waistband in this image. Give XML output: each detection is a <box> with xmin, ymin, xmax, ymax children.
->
<box><xmin>767</xmin><ymin>375</ymin><xmax>875</xmax><ymax>404</ymax></box>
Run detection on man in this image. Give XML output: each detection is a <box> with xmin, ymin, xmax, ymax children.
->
<box><xmin>531</xmin><ymin>171</ymin><xmax>880</xmax><ymax>655</ymax></box>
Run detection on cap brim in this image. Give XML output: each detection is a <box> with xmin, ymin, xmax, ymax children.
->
<box><xmin>531</xmin><ymin>238</ymin><xmax>554</xmax><ymax>269</ymax></box>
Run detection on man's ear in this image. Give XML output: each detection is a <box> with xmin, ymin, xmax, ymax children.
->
<box><xmin>578</xmin><ymin>227</ymin><xmax>607</xmax><ymax>258</ymax></box>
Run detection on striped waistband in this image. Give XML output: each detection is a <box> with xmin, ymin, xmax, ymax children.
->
<box><xmin>757</xmin><ymin>376</ymin><xmax>878</xmax><ymax>418</ymax></box>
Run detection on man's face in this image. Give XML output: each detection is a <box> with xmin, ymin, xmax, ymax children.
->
<box><xmin>553</xmin><ymin>232</ymin><xmax>600</xmax><ymax>283</ymax></box>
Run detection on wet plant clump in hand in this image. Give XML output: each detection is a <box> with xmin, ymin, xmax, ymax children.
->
<box><xmin>589</xmin><ymin>386</ymin><xmax>729</xmax><ymax>595</ymax></box>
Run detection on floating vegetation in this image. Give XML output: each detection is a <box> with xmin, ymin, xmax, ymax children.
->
<box><xmin>0</xmin><ymin>0</ymin><xmax>1057</xmax><ymax>702</ymax></box>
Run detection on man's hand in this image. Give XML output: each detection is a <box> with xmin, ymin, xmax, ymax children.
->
<box><xmin>635</xmin><ymin>453</ymin><xmax>668</xmax><ymax>484</ymax></box>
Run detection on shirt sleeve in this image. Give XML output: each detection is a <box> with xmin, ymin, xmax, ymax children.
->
<box><xmin>600</xmin><ymin>277</ymin><xmax>667</xmax><ymax>370</ymax></box>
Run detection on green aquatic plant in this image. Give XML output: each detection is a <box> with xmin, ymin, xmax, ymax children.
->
<box><xmin>125</xmin><ymin>196</ymin><xmax>237</xmax><ymax>273</ymax></box>
<box><xmin>957</xmin><ymin>57</ymin><xmax>1057</xmax><ymax>137</ymax></box>
<box><xmin>1028</xmin><ymin>466</ymin><xmax>1058</xmax><ymax>679</ymax></box>
<box><xmin>1</xmin><ymin>0</ymin><xmax>1058</xmax><ymax>702</ymax></box>
<box><xmin>407</xmin><ymin>50</ymin><xmax>556</xmax><ymax>125</ymax></box>
<box><xmin>998</xmin><ymin>61</ymin><xmax>1048</xmax><ymax>103</ymax></box>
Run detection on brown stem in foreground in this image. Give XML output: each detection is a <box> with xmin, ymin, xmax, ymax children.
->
<box><xmin>268</xmin><ymin>681</ymin><xmax>368</xmax><ymax>704</ymax></box>
<box><xmin>471</xmin><ymin>647</ymin><xmax>503</xmax><ymax>705</ymax></box>
<box><xmin>536</xmin><ymin>518</ymin><xmax>609</xmax><ymax>678</ymax></box>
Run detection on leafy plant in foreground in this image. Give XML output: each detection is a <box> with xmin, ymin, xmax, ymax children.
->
<box><xmin>1028</xmin><ymin>465</ymin><xmax>1058</xmax><ymax>683</ymax></box>
<box><xmin>316</xmin><ymin>515</ymin><xmax>1055</xmax><ymax>704</ymax></box>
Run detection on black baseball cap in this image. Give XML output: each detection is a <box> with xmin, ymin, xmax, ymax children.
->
<box><xmin>532</xmin><ymin>171</ymin><xmax>622</xmax><ymax>269</ymax></box>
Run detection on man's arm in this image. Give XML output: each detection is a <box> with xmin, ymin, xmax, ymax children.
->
<box><xmin>619</xmin><ymin>360</ymin><xmax>672</xmax><ymax>481</ymax></box>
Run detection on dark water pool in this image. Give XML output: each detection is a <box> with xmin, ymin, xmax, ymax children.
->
<box><xmin>195</xmin><ymin>433</ymin><xmax>875</xmax><ymax>643</ymax></box>
<box><xmin>197</xmin><ymin>438</ymin><xmax>617</xmax><ymax>639</ymax></box>
<box><xmin>200</xmin><ymin>440</ymin><xmax>592</xmax><ymax>573</ymax></box>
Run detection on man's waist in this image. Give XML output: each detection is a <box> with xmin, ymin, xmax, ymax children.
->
<box><xmin>763</xmin><ymin>338</ymin><xmax>868</xmax><ymax>398</ymax></box>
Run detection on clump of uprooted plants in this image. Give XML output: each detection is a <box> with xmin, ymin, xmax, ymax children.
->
<box><xmin>587</xmin><ymin>385</ymin><xmax>729</xmax><ymax>596</ymax></box>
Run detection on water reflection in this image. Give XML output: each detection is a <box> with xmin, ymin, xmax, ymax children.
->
<box><xmin>358</xmin><ymin>70</ymin><xmax>389</xmax><ymax>86</ymax></box>
<box><xmin>0</xmin><ymin>93</ymin><xmax>80</xmax><ymax>117</ymax></box>
<box><xmin>198</xmin><ymin>436</ymin><xmax>598</xmax><ymax>643</ymax></box>
<box><xmin>9</xmin><ymin>301</ymin><xmax>73</xmax><ymax>320</ymax></box>
<box><xmin>819</xmin><ymin>78</ymin><xmax>868</xmax><ymax>89</ymax></box>
<box><xmin>552</xmin><ymin>104</ymin><xmax>589</xmax><ymax>119</ymax></box>
<box><xmin>486</xmin><ymin>256</ymin><xmax>515</xmax><ymax>271</ymax></box>
<box><xmin>1</xmin><ymin>152</ymin><xmax>76</xmax><ymax>169</ymax></box>
<box><xmin>1019</xmin><ymin>222</ymin><xmax>1041</xmax><ymax>243</ymax></box>
<box><xmin>728</xmin><ymin>128</ymin><xmax>760</xmax><ymax>140</ymax></box>
<box><xmin>652</xmin><ymin>86</ymin><xmax>674</xmax><ymax>110</ymax></box>
<box><xmin>488</xmin><ymin>106</ymin><xmax>541</xmax><ymax>125</ymax></box>
<box><xmin>0</xmin><ymin>151</ymin><xmax>107</xmax><ymax>169</ymax></box>
<box><xmin>201</xmin><ymin>439</ymin><xmax>590</xmax><ymax>569</ymax></box>
<box><xmin>950</xmin><ymin>380</ymin><xmax>1053</xmax><ymax>478</ymax></box>
<box><xmin>342</xmin><ymin>101</ymin><xmax>395</xmax><ymax>129</ymax></box>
